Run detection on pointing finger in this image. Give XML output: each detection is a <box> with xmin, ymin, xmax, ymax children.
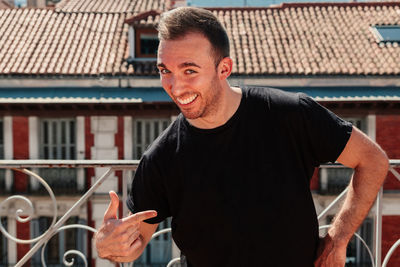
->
<box><xmin>103</xmin><ymin>191</ymin><xmax>119</xmax><ymax>222</ymax></box>
<box><xmin>122</xmin><ymin>210</ymin><xmax>157</xmax><ymax>224</ymax></box>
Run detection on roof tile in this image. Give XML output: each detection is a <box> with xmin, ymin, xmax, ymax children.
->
<box><xmin>56</xmin><ymin>0</ymin><xmax>167</xmax><ymax>14</ymax></box>
<box><xmin>1</xmin><ymin>2</ymin><xmax>400</xmax><ymax>77</ymax></box>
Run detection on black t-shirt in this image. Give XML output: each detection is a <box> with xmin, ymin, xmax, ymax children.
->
<box><xmin>127</xmin><ymin>87</ymin><xmax>353</xmax><ymax>267</ymax></box>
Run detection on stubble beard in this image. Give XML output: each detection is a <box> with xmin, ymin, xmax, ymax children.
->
<box><xmin>180</xmin><ymin>75</ymin><xmax>222</xmax><ymax>120</ymax></box>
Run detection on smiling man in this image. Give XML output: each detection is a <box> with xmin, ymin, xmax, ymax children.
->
<box><xmin>95</xmin><ymin>7</ymin><xmax>389</xmax><ymax>267</ymax></box>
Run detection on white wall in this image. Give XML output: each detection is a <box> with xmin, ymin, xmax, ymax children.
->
<box><xmin>90</xmin><ymin>116</ymin><xmax>119</xmax><ymax>267</ymax></box>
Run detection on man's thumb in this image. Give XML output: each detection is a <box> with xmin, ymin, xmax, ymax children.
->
<box><xmin>103</xmin><ymin>191</ymin><xmax>119</xmax><ymax>222</ymax></box>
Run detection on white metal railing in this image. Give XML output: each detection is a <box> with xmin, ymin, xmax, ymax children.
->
<box><xmin>0</xmin><ymin>160</ymin><xmax>399</xmax><ymax>267</ymax></box>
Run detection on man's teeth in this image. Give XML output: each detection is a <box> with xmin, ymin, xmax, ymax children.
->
<box><xmin>178</xmin><ymin>94</ymin><xmax>198</xmax><ymax>105</ymax></box>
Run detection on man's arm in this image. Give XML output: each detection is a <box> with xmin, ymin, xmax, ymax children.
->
<box><xmin>95</xmin><ymin>191</ymin><xmax>159</xmax><ymax>263</ymax></box>
<box><xmin>314</xmin><ymin>126</ymin><xmax>389</xmax><ymax>267</ymax></box>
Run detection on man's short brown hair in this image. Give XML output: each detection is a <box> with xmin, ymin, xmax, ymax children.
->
<box><xmin>157</xmin><ymin>7</ymin><xmax>230</xmax><ymax>65</ymax></box>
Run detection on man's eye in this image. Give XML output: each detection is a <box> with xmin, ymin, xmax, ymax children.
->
<box><xmin>185</xmin><ymin>69</ymin><xmax>196</xmax><ymax>74</ymax></box>
<box><xmin>159</xmin><ymin>69</ymin><xmax>170</xmax><ymax>74</ymax></box>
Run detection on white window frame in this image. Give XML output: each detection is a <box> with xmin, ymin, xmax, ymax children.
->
<box><xmin>40</xmin><ymin>118</ymin><xmax>76</xmax><ymax>160</ymax></box>
<box><xmin>132</xmin><ymin>118</ymin><xmax>173</xmax><ymax>264</ymax></box>
<box><xmin>37</xmin><ymin>118</ymin><xmax>78</xmax><ymax>193</ymax></box>
<box><xmin>31</xmin><ymin>216</ymin><xmax>87</xmax><ymax>266</ymax></box>
<box><xmin>132</xmin><ymin>118</ymin><xmax>171</xmax><ymax>160</ymax></box>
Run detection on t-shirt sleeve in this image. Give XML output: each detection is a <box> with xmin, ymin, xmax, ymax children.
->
<box><xmin>126</xmin><ymin>155</ymin><xmax>170</xmax><ymax>224</ymax></box>
<box><xmin>297</xmin><ymin>93</ymin><xmax>353</xmax><ymax>165</ymax></box>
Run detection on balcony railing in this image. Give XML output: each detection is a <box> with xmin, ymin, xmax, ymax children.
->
<box><xmin>0</xmin><ymin>160</ymin><xmax>399</xmax><ymax>267</ymax></box>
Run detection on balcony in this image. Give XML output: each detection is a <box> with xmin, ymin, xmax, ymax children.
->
<box><xmin>0</xmin><ymin>160</ymin><xmax>399</xmax><ymax>267</ymax></box>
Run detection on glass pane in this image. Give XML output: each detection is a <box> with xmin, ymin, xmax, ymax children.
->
<box><xmin>137</xmin><ymin>147</ymin><xmax>142</xmax><ymax>159</ymax></box>
<box><xmin>154</xmin><ymin>121</ymin><xmax>159</xmax><ymax>138</ymax></box>
<box><xmin>326</xmin><ymin>168</ymin><xmax>353</xmax><ymax>194</ymax></box>
<box><xmin>52</xmin><ymin>121</ymin><xmax>57</xmax><ymax>144</ymax></box>
<box><xmin>65</xmin><ymin>217</ymin><xmax>77</xmax><ymax>251</ymax></box>
<box><xmin>43</xmin><ymin>121</ymin><xmax>48</xmax><ymax>144</ymax></box>
<box><xmin>53</xmin><ymin>146</ymin><xmax>57</xmax><ymax>160</ymax></box>
<box><xmin>140</xmin><ymin>34</ymin><xmax>159</xmax><ymax>55</ymax></box>
<box><xmin>0</xmin><ymin>121</ymin><xmax>3</xmax><ymax>144</ymax></box>
<box><xmin>162</xmin><ymin>121</ymin><xmax>169</xmax><ymax>130</ymax></box>
<box><xmin>373</xmin><ymin>26</ymin><xmax>400</xmax><ymax>42</ymax></box>
<box><xmin>44</xmin><ymin>146</ymin><xmax>49</xmax><ymax>159</ymax></box>
<box><xmin>62</xmin><ymin>146</ymin><xmax>66</xmax><ymax>159</ymax></box>
<box><xmin>0</xmin><ymin>170</ymin><xmax>5</xmax><ymax>194</ymax></box>
<box><xmin>70</xmin><ymin>146</ymin><xmax>75</xmax><ymax>160</ymax></box>
<box><xmin>70</xmin><ymin>121</ymin><xmax>75</xmax><ymax>144</ymax></box>
<box><xmin>61</xmin><ymin>121</ymin><xmax>66</xmax><ymax>144</ymax></box>
<box><xmin>38</xmin><ymin>169</ymin><xmax>77</xmax><ymax>194</ymax></box>
<box><xmin>47</xmin><ymin>229</ymin><xmax>60</xmax><ymax>263</ymax></box>
<box><xmin>136</xmin><ymin>121</ymin><xmax>142</xmax><ymax>143</ymax></box>
<box><xmin>145</xmin><ymin>122</ymin><xmax>151</xmax><ymax>145</ymax></box>
<box><xmin>137</xmin><ymin>217</ymin><xmax>172</xmax><ymax>265</ymax></box>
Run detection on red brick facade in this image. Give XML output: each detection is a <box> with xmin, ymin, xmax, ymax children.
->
<box><xmin>376</xmin><ymin>115</ymin><xmax>400</xmax><ymax>190</ymax></box>
<box><xmin>115</xmin><ymin>116</ymin><xmax>124</xmax><ymax>218</ymax></box>
<box><xmin>16</xmin><ymin>220</ymin><xmax>30</xmax><ymax>266</ymax></box>
<box><xmin>13</xmin><ymin>117</ymin><xmax>31</xmax><ymax>264</ymax></box>
<box><xmin>382</xmin><ymin>216</ymin><xmax>400</xmax><ymax>267</ymax></box>
<box><xmin>84</xmin><ymin>116</ymin><xmax>95</xmax><ymax>267</ymax></box>
<box><xmin>12</xmin><ymin>117</ymin><xmax>29</xmax><ymax>192</ymax></box>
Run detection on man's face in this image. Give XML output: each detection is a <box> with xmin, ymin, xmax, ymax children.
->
<box><xmin>157</xmin><ymin>32</ymin><xmax>223</xmax><ymax>120</ymax></box>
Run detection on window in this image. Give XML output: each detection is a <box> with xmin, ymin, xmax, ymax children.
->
<box><xmin>0</xmin><ymin>119</ymin><xmax>6</xmax><ymax>195</ymax></box>
<box><xmin>372</xmin><ymin>25</ymin><xmax>400</xmax><ymax>42</ymax></box>
<box><xmin>319</xmin><ymin>118</ymin><xmax>366</xmax><ymax>195</ymax></box>
<box><xmin>135</xmin><ymin>218</ymin><xmax>172</xmax><ymax>267</ymax></box>
<box><xmin>36</xmin><ymin>119</ymin><xmax>78</xmax><ymax>194</ymax></box>
<box><xmin>133</xmin><ymin>118</ymin><xmax>171</xmax><ymax>159</ymax></box>
<box><xmin>46</xmin><ymin>0</ymin><xmax>61</xmax><ymax>5</ymax></box>
<box><xmin>325</xmin><ymin>216</ymin><xmax>373</xmax><ymax>267</ymax></box>
<box><xmin>135</xmin><ymin>29</ymin><xmax>159</xmax><ymax>58</ymax></box>
<box><xmin>347</xmin><ymin>218</ymin><xmax>374</xmax><ymax>267</ymax></box>
<box><xmin>0</xmin><ymin>217</ymin><xmax>7</xmax><ymax>267</ymax></box>
<box><xmin>132</xmin><ymin>118</ymin><xmax>172</xmax><ymax>266</ymax></box>
<box><xmin>31</xmin><ymin>216</ymin><xmax>86</xmax><ymax>267</ymax></box>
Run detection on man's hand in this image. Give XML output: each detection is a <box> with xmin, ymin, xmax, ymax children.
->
<box><xmin>94</xmin><ymin>191</ymin><xmax>158</xmax><ymax>262</ymax></box>
<box><xmin>314</xmin><ymin>234</ymin><xmax>347</xmax><ymax>267</ymax></box>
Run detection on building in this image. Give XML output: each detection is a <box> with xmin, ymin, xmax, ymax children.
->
<box><xmin>0</xmin><ymin>0</ymin><xmax>400</xmax><ymax>266</ymax></box>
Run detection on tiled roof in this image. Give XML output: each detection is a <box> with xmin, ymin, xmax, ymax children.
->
<box><xmin>55</xmin><ymin>0</ymin><xmax>167</xmax><ymax>13</ymax></box>
<box><xmin>224</xmin><ymin>2</ymin><xmax>400</xmax><ymax>75</ymax></box>
<box><xmin>0</xmin><ymin>2</ymin><xmax>400</xmax><ymax>77</ymax></box>
<box><xmin>125</xmin><ymin>2</ymin><xmax>400</xmax><ymax>76</ymax></box>
<box><xmin>0</xmin><ymin>8</ymin><xmax>141</xmax><ymax>76</ymax></box>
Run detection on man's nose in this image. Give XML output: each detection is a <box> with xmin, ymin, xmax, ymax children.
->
<box><xmin>169</xmin><ymin>77</ymin><xmax>186</xmax><ymax>97</ymax></box>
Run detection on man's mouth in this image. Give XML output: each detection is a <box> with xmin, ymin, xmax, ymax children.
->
<box><xmin>176</xmin><ymin>94</ymin><xmax>198</xmax><ymax>105</ymax></box>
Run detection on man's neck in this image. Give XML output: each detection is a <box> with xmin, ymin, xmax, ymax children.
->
<box><xmin>187</xmin><ymin>86</ymin><xmax>242</xmax><ymax>129</ymax></box>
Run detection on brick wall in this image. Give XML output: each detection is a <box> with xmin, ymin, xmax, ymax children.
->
<box><xmin>382</xmin><ymin>216</ymin><xmax>400</xmax><ymax>267</ymax></box>
<box><xmin>12</xmin><ymin>117</ymin><xmax>31</xmax><ymax>265</ymax></box>
<box><xmin>12</xmin><ymin>117</ymin><xmax>29</xmax><ymax>192</ymax></box>
<box><xmin>376</xmin><ymin>115</ymin><xmax>400</xmax><ymax>190</ymax></box>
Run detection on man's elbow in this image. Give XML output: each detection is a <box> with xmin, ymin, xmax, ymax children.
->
<box><xmin>378</xmin><ymin>149</ymin><xmax>389</xmax><ymax>177</ymax></box>
<box><xmin>364</xmin><ymin>145</ymin><xmax>389</xmax><ymax>181</ymax></box>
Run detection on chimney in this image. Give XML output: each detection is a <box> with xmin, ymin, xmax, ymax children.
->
<box><xmin>168</xmin><ymin>0</ymin><xmax>187</xmax><ymax>9</ymax></box>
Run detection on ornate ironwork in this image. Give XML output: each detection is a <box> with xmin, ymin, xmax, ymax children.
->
<box><xmin>0</xmin><ymin>160</ymin><xmax>399</xmax><ymax>267</ymax></box>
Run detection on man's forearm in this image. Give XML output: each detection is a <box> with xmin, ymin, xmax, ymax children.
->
<box><xmin>328</xmin><ymin>154</ymin><xmax>388</xmax><ymax>246</ymax></box>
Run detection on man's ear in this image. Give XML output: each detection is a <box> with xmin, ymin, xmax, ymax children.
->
<box><xmin>217</xmin><ymin>57</ymin><xmax>233</xmax><ymax>80</ymax></box>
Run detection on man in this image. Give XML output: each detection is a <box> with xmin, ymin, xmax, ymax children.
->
<box><xmin>95</xmin><ymin>7</ymin><xmax>389</xmax><ymax>267</ymax></box>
